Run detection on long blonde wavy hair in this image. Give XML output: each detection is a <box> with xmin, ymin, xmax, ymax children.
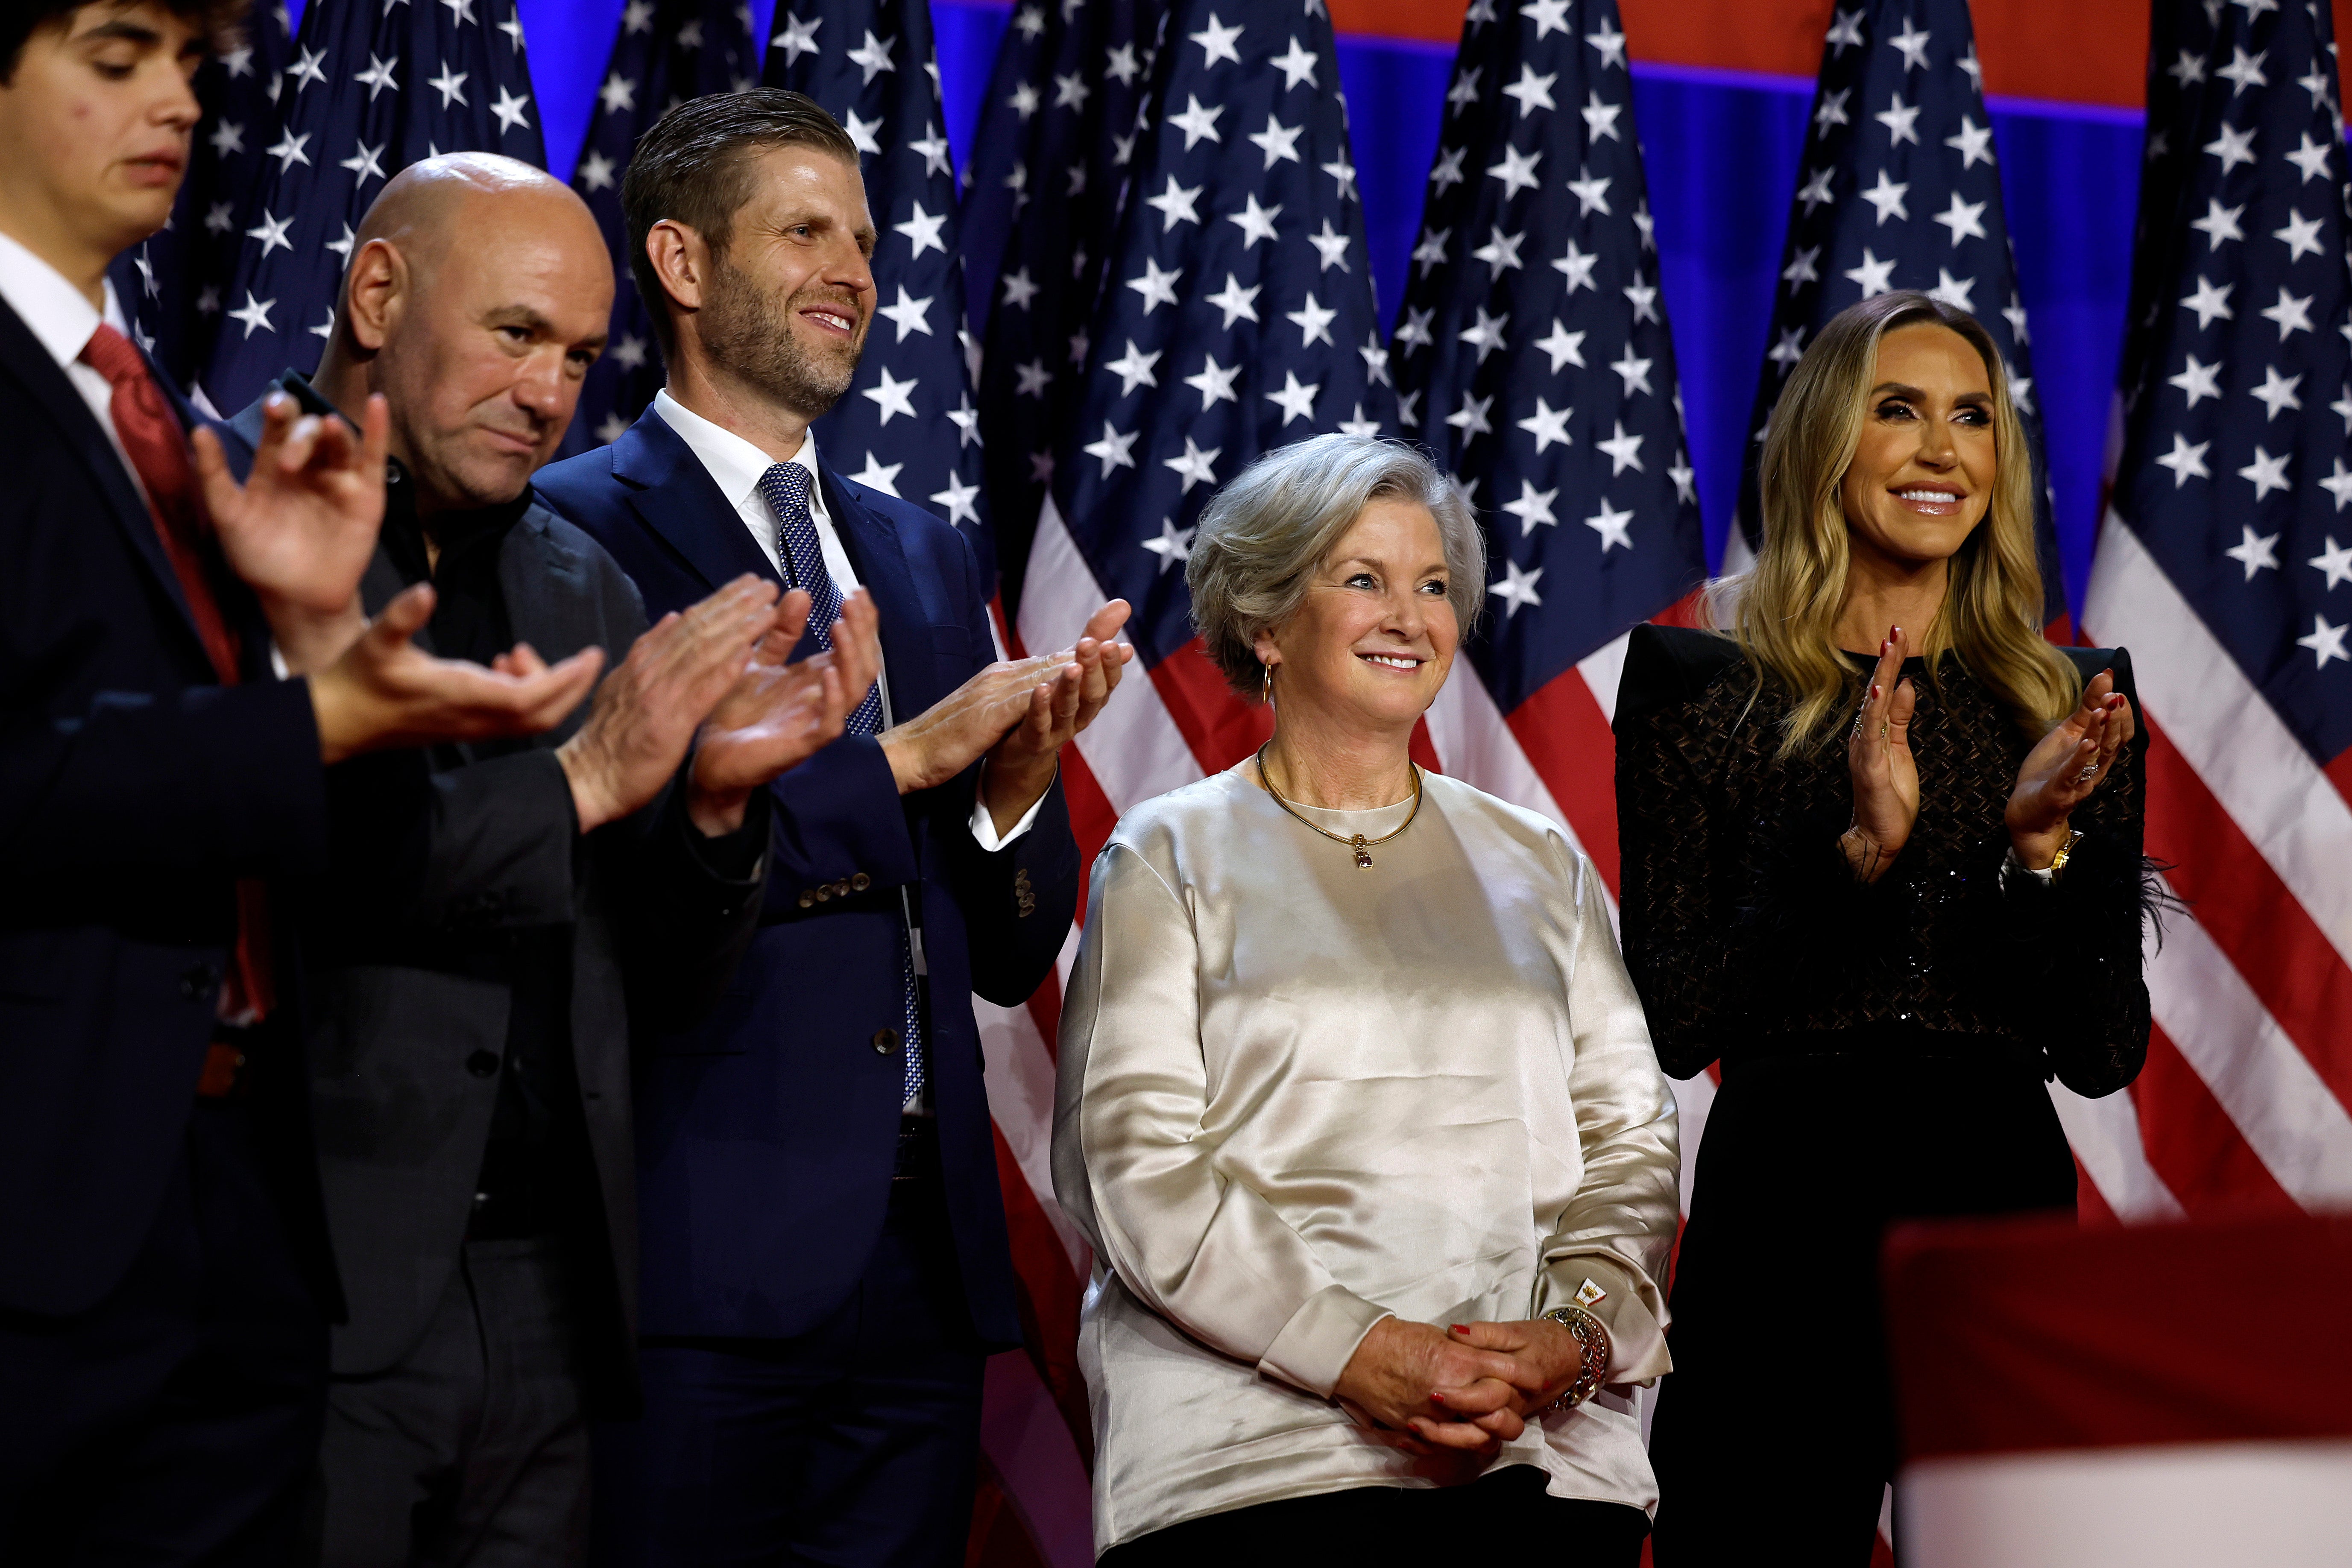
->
<box><xmin>1727</xmin><ymin>290</ymin><xmax>2078</xmax><ymax>758</ymax></box>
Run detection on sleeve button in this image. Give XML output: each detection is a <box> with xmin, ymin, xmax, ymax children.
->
<box><xmin>814</xmin><ymin>886</ymin><xmax>832</xmax><ymax>903</ymax></box>
<box><xmin>871</xmin><ymin>1028</ymin><xmax>899</xmax><ymax>1054</ymax></box>
<box><xmin>797</xmin><ymin>890</ymin><xmax>816</xmax><ymax>909</ymax></box>
<box><xmin>849</xmin><ymin>872</ymin><xmax>871</xmax><ymax>892</ymax></box>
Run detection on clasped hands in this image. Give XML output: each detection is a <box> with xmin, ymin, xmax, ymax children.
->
<box><xmin>1330</xmin><ymin>1313</ymin><xmax>1606</xmax><ymax>1464</ymax></box>
<box><xmin>1841</xmin><ymin>624</ymin><xmax>2135</xmax><ymax>883</ymax></box>
<box><xmin>879</xmin><ymin>600</ymin><xmax>1136</xmax><ymax>837</ymax></box>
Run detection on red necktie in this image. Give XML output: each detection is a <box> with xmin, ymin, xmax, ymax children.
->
<box><xmin>81</xmin><ymin>323</ymin><xmax>274</xmax><ymax>1021</ymax></box>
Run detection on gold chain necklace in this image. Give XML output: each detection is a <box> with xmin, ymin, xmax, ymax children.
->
<box><xmin>1255</xmin><ymin>743</ymin><xmax>1424</xmax><ymax>869</ymax></box>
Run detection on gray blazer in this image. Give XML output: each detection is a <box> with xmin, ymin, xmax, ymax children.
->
<box><xmin>286</xmin><ymin>487</ymin><xmax>766</xmax><ymax>1409</ymax></box>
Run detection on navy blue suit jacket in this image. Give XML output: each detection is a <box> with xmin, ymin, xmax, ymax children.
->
<box><xmin>0</xmin><ymin>295</ymin><xmax>334</xmax><ymax>1318</ymax></box>
<box><xmin>533</xmin><ymin>408</ymin><xmax>1077</xmax><ymax>1347</ymax></box>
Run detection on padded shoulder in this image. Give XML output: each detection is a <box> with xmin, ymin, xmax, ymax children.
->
<box><xmin>1615</xmin><ymin>622</ymin><xmax>1744</xmax><ymax>728</ymax></box>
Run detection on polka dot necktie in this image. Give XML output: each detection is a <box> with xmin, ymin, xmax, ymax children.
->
<box><xmin>757</xmin><ymin>462</ymin><xmax>923</xmax><ymax>1106</ymax></box>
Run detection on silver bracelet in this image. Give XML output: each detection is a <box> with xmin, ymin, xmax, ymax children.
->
<box><xmin>1539</xmin><ymin>1305</ymin><xmax>1610</xmax><ymax>1412</ymax></box>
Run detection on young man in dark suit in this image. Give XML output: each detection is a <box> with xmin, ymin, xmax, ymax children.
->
<box><xmin>0</xmin><ymin>6</ymin><xmax>609</xmax><ymax>1562</ymax></box>
<box><xmin>532</xmin><ymin>90</ymin><xmax>1131</xmax><ymax>1565</ymax></box>
<box><xmin>216</xmin><ymin>152</ymin><xmax>883</xmax><ymax>1568</ymax></box>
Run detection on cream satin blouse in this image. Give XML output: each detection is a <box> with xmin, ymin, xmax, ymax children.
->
<box><xmin>1052</xmin><ymin>766</ymin><xmax>1681</xmax><ymax>1552</ymax></box>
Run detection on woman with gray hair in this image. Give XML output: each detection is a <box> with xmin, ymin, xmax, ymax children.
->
<box><xmin>1050</xmin><ymin>434</ymin><xmax>1680</xmax><ymax>1564</ymax></box>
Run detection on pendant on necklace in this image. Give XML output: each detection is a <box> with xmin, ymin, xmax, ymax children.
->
<box><xmin>1352</xmin><ymin>835</ymin><xmax>1374</xmax><ymax>869</ymax></box>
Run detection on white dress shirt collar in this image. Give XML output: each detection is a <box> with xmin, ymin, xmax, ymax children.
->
<box><xmin>0</xmin><ymin>229</ymin><xmax>130</xmax><ymax>371</ymax></box>
<box><xmin>651</xmin><ymin>388</ymin><xmax>824</xmax><ymax>518</ymax></box>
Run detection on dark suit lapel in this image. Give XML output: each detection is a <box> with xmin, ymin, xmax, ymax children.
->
<box><xmin>609</xmin><ymin>407</ymin><xmax>785</xmax><ymax>594</ymax></box>
<box><xmin>819</xmin><ymin>460</ymin><xmax>940</xmax><ymax>718</ymax></box>
<box><xmin>0</xmin><ymin>294</ymin><xmax>208</xmax><ymax>663</ymax></box>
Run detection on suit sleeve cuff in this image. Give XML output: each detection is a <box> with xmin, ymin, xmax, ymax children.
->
<box><xmin>1257</xmin><ymin>1284</ymin><xmax>1393</xmax><ymax>1398</ymax></box>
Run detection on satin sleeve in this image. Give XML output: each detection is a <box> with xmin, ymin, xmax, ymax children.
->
<box><xmin>1052</xmin><ymin>842</ymin><xmax>1392</xmax><ymax>1399</ymax></box>
<box><xmin>1532</xmin><ymin>846</ymin><xmax>1681</xmax><ymax>1387</ymax></box>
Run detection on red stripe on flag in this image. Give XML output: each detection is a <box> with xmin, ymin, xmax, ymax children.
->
<box><xmin>992</xmin><ymin>1121</ymin><xmax>1093</xmax><ymax>1464</ymax></box>
<box><xmin>2140</xmin><ymin>714</ymin><xmax>2352</xmax><ymax>1107</ymax></box>
<box><xmin>1146</xmin><ymin>638</ymin><xmax>1274</xmax><ymax>773</ymax></box>
<box><xmin>2132</xmin><ymin>1024</ymin><xmax>2300</xmax><ymax>1217</ymax></box>
<box><xmin>1409</xmin><ymin>716</ymin><xmax>1442</xmax><ymax>773</ymax></box>
<box><xmin>2329</xmin><ymin>744</ymin><xmax>2352</xmax><ymax>808</ymax></box>
<box><xmin>1503</xmin><ymin>665</ymin><xmax>1621</xmax><ymax>894</ymax></box>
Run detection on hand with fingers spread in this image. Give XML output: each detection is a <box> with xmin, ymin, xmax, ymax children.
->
<box><xmin>192</xmin><ymin>392</ymin><xmax>392</xmax><ymax>673</ymax></box>
<box><xmin>687</xmin><ymin>589</ymin><xmax>884</xmax><ymax>835</ymax></box>
<box><xmin>1330</xmin><ymin>1316</ymin><xmax>1543</xmax><ymax>1461</ymax></box>
<box><xmin>555</xmin><ymin>576</ymin><xmax>783</xmax><ymax>832</ymax></box>
<box><xmin>1842</xmin><ymin>623</ymin><xmax>1921</xmax><ymax>883</ymax></box>
<box><xmin>980</xmin><ymin>599</ymin><xmax>1136</xmax><ymax>835</ymax></box>
<box><xmin>2007</xmin><ymin>668</ymin><xmax>2135</xmax><ymax>869</ymax></box>
<box><xmin>309</xmin><ymin>583</ymin><xmax>606</xmax><ymax>763</ymax></box>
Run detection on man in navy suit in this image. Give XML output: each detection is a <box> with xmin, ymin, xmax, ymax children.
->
<box><xmin>0</xmin><ymin>4</ymin><xmax>606</xmax><ymax>1562</ymax></box>
<box><xmin>533</xmin><ymin>89</ymin><xmax>1131</xmax><ymax>1565</ymax></box>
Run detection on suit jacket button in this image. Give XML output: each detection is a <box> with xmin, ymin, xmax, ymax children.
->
<box><xmin>849</xmin><ymin>872</ymin><xmax>871</xmax><ymax>892</ymax></box>
<box><xmin>871</xmin><ymin>1028</ymin><xmax>899</xmax><ymax>1054</ymax></box>
<box><xmin>797</xmin><ymin>890</ymin><xmax>816</xmax><ymax>909</ymax></box>
<box><xmin>179</xmin><ymin>962</ymin><xmax>220</xmax><ymax>1001</ymax></box>
<box><xmin>466</xmin><ymin>1050</ymin><xmax>500</xmax><ymax>1078</ymax></box>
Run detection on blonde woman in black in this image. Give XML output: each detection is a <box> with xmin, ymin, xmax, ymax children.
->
<box><xmin>1619</xmin><ymin>292</ymin><xmax>2153</xmax><ymax>1565</ymax></box>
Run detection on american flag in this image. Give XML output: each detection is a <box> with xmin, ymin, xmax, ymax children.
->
<box><xmin>762</xmin><ymin>0</ymin><xmax>986</xmax><ymax>551</ymax></box>
<box><xmin>1390</xmin><ymin>0</ymin><xmax>1707</xmax><ymax>897</ymax></box>
<box><xmin>2074</xmin><ymin>0</ymin><xmax>2352</xmax><ymax>1221</ymax></box>
<box><xmin>199</xmin><ymin>0</ymin><xmax>547</xmax><ymax>415</ymax></box>
<box><xmin>1732</xmin><ymin>0</ymin><xmax>2065</xmax><ymax>626</ymax></box>
<box><xmin>960</xmin><ymin>0</ymin><xmax>1163</xmax><ymax>620</ymax></box>
<box><xmin>560</xmin><ymin>0</ymin><xmax>760</xmax><ymax>457</ymax></box>
<box><xmin>113</xmin><ymin>0</ymin><xmax>297</xmax><ymax>390</ymax></box>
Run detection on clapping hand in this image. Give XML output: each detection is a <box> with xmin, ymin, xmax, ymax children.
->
<box><xmin>192</xmin><ymin>392</ymin><xmax>391</xmax><ymax>673</ymax></box>
<box><xmin>686</xmin><ymin>588</ymin><xmax>884</xmax><ymax>835</ymax></box>
<box><xmin>1842</xmin><ymin>623</ymin><xmax>1919</xmax><ymax>883</ymax></box>
<box><xmin>981</xmin><ymin>599</ymin><xmax>1136</xmax><ymax>834</ymax></box>
<box><xmin>2006</xmin><ymin>668</ymin><xmax>2133</xmax><ymax>869</ymax></box>
<box><xmin>309</xmin><ymin>582</ymin><xmax>604</xmax><ymax>762</ymax></box>
<box><xmin>555</xmin><ymin>576</ymin><xmax>785</xmax><ymax>832</ymax></box>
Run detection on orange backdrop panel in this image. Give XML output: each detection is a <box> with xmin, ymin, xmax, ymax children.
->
<box><xmin>1325</xmin><ymin>0</ymin><xmax>2352</xmax><ymax>111</ymax></box>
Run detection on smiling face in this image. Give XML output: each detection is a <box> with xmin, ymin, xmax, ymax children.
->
<box><xmin>1254</xmin><ymin>498</ymin><xmax>1460</xmax><ymax>737</ymax></box>
<box><xmin>0</xmin><ymin>3</ymin><xmax>204</xmax><ymax>289</ymax></box>
<box><xmin>695</xmin><ymin>143</ymin><xmax>876</xmax><ymax>419</ymax></box>
<box><xmin>363</xmin><ymin>181</ymin><xmax>614</xmax><ymax>512</ymax></box>
<box><xmin>1837</xmin><ymin>322</ymin><xmax>1998</xmax><ymax>573</ymax></box>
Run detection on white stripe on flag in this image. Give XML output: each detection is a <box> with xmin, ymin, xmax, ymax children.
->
<box><xmin>2084</xmin><ymin>512</ymin><xmax>2352</xmax><ymax>967</ymax></box>
<box><xmin>1577</xmin><ymin>631</ymin><xmax>1631</xmax><ymax>725</ymax></box>
<box><xmin>2145</xmin><ymin>880</ymin><xmax>2352</xmax><ymax>1206</ymax></box>
<box><xmin>2046</xmin><ymin>1081</ymin><xmax>2186</xmax><ymax>1222</ymax></box>
<box><xmin>1019</xmin><ymin>496</ymin><xmax>1204</xmax><ymax>814</ymax></box>
<box><xmin>975</xmin><ymin>997</ymin><xmax>1089</xmax><ymax>1273</ymax></box>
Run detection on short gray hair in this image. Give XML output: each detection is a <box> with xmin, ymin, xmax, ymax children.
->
<box><xmin>1186</xmin><ymin>435</ymin><xmax>1486</xmax><ymax>699</ymax></box>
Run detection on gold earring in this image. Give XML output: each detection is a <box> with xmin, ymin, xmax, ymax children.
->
<box><xmin>1260</xmin><ymin>661</ymin><xmax>1274</xmax><ymax>705</ymax></box>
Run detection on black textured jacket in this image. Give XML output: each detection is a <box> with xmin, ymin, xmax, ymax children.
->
<box><xmin>1614</xmin><ymin>623</ymin><xmax>2152</xmax><ymax>1097</ymax></box>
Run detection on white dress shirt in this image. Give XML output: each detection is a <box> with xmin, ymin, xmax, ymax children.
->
<box><xmin>647</xmin><ymin>390</ymin><xmax>1045</xmax><ymax>856</ymax></box>
<box><xmin>0</xmin><ymin>229</ymin><xmax>147</xmax><ymax>500</ymax></box>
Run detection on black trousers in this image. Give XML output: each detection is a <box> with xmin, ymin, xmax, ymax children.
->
<box><xmin>316</xmin><ymin>1237</ymin><xmax>590</xmax><ymax>1568</ymax></box>
<box><xmin>591</xmin><ymin>1171</ymin><xmax>985</xmax><ymax>1568</ymax></box>
<box><xmin>1098</xmin><ymin>1465</ymin><xmax>1652</xmax><ymax>1567</ymax></box>
<box><xmin>1646</xmin><ymin>1047</ymin><xmax>2077</xmax><ymax>1566</ymax></box>
<box><xmin>0</xmin><ymin>1097</ymin><xmax>328</xmax><ymax>1566</ymax></box>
